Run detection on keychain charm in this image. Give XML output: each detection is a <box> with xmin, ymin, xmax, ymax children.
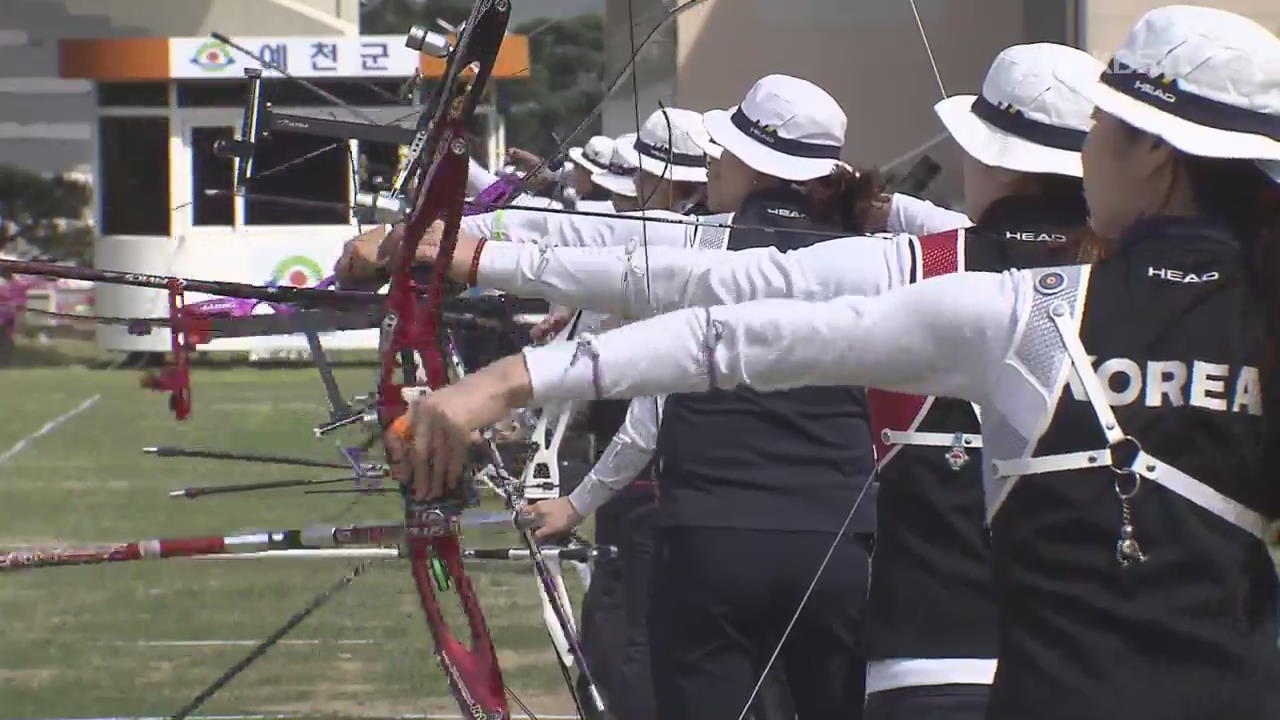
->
<box><xmin>945</xmin><ymin>432</ymin><xmax>971</xmax><ymax>471</ymax></box>
<box><xmin>1114</xmin><ymin>472</ymin><xmax>1149</xmax><ymax>567</ymax></box>
<box><xmin>1115</xmin><ymin>523</ymin><xmax>1148</xmax><ymax>566</ymax></box>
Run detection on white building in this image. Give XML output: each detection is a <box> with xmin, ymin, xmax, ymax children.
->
<box><xmin>0</xmin><ymin>0</ymin><xmax>527</xmax><ymax>354</ymax></box>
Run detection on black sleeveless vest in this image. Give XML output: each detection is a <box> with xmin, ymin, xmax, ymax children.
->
<box><xmin>987</xmin><ymin>217</ymin><xmax>1279</xmax><ymax>720</ymax></box>
<box><xmin>654</xmin><ymin>187</ymin><xmax>876</xmax><ymax>534</ymax></box>
<box><xmin>864</xmin><ymin>195</ymin><xmax>1088</xmax><ymax>661</ymax></box>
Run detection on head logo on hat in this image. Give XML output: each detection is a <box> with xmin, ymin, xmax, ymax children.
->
<box><xmin>702</xmin><ymin>74</ymin><xmax>847</xmax><ymax>182</ymax></box>
<box><xmin>1057</xmin><ymin>6</ymin><xmax>1280</xmax><ymax>167</ymax></box>
<box><xmin>615</xmin><ymin>108</ymin><xmax>717</xmax><ymax>184</ymax></box>
<box><xmin>935</xmin><ymin>43</ymin><xmax>1102</xmax><ymax>178</ymax></box>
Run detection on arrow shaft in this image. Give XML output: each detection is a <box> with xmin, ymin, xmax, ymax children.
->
<box><xmin>0</xmin><ymin>524</ymin><xmax>403</xmax><ymax>572</ymax></box>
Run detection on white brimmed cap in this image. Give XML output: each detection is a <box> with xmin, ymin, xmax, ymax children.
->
<box><xmin>701</xmin><ymin>74</ymin><xmax>846</xmax><ymax>181</ymax></box>
<box><xmin>935</xmin><ymin>43</ymin><xmax>1101</xmax><ymax>177</ymax></box>
<box><xmin>1057</xmin><ymin>5</ymin><xmax>1280</xmax><ymax>168</ymax></box>
<box><xmin>616</xmin><ymin>107</ymin><xmax>717</xmax><ymax>183</ymax></box>
<box><xmin>568</xmin><ymin>135</ymin><xmax>613</xmax><ymax>175</ymax></box>
<box><xmin>591</xmin><ymin>132</ymin><xmax>639</xmax><ymax>197</ymax></box>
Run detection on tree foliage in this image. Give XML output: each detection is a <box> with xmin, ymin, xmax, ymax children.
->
<box><xmin>361</xmin><ymin>0</ymin><xmax>605</xmax><ymax>164</ymax></box>
<box><xmin>0</xmin><ymin>165</ymin><xmax>93</xmax><ymax>262</ymax></box>
<box><xmin>501</xmin><ymin>14</ymin><xmax>605</xmax><ymax>159</ymax></box>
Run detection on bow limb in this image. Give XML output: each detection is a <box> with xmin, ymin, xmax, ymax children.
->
<box><xmin>381</xmin><ymin>1</ymin><xmax>512</xmax><ymax>718</ymax></box>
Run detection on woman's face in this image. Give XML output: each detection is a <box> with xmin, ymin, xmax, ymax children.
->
<box><xmin>571</xmin><ymin>165</ymin><xmax>596</xmax><ymax>196</ymax></box>
<box><xmin>961</xmin><ymin>153</ymin><xmax>1035</xmax><ymax>221</ymax></box>
<box><xmin>612</xmin><ymin>192</ymin><xmax>640</xmax><ymax>212</ymax></box>
<box><xmin>708</xmin><ymin>150</ymin><xmax>758</xmax><ymax>212</ymax></box>
<box><xmin>1082</xmin><ymin>110</ymin><xmax>1152</xmax><ymax>239</ymax></box>
<box><xmin>633</xmin><ymin>170</ymin><xmax>667</xmax><ymax>210</ymax></box>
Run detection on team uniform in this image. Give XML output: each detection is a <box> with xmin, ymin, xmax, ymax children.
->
<box><xmin>518</xmin><ymin>211</ymin><xmax>1280</xmax><ymax>720</ymax></box>
<box><xmin>460</xmin><ymin>204</ymin><xmax>690</xmax><ymax>720</ymax></box>
<box><xmin>643</xmin><ymin>186</ymin><xmax>874</xmax><ymax>720</ymax></box>
<box><xmin>469</xmin><ymin>192</ymin><xmax>1088</xmax><ymax>716</ymax></box>
<box><xmin>574</xmin><ymin>392</ymin><xmax>659</xmax><ymax>720</ymax></box>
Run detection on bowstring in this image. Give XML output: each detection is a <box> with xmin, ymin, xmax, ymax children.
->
<box><xmin>520</xmin><ymin>0</ymin><xmax>712</xmax><ymax>183</ymax></box>
<box><xmin>908</xmin><ymin>0</ymin><xmax>948</xmax><ymax>101</ymax></box>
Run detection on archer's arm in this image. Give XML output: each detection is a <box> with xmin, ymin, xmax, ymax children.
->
<box><xmin>398</xmin><ymin>270</ymin><xmax>1026</xmax><ymax>499</ymax></box>
<box><xmin>471</xmin><ymin>233</ymin><xmax>917</xmax><ymax>320</ymax></box>
<box><xmin>461</xmin><ymin>208</ymin><xmax>691</xmax><ymax>248</ymax></box>
<box><xmin>521</xmin><ymin>269</ymin><xmax>1025</xmax><ymax>407</ymax></box>
<box><xmin>886</xmin><ymin>193</ymin><xmax>973</xmax><ymax>235</ymax></box>
<box><xmin>567</xmin><ymin>396</ymin><xmax>661</xmax><ymax>517</ymax></box>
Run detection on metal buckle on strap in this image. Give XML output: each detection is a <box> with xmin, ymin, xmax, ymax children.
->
<box><xmin>879</xmin><ymin>429</ymin><xmax>982</xmax><ymax>448</ymax></box>
<box><xmin>990</xmin><ymin>443</ymin><xmax>1269</xmax><ymax>541</ymax></box>
<box><xmin>880</xmin><ymin>430</ymin><xmax>982</xmax><ymax>471</ymax></box>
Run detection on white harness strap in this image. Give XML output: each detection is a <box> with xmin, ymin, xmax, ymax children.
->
<box><xmin>990</xmin><ymin>300</ymin><xmax>1268</xmax><ymax>541</ymax></box>
<box><xmin>877</xmin><ymin>229</ymin><xmax>984</xmax><ymax>468</ymax></box>
<box><xmin>881</xmin><ymin>430</ymin><xmax>982</xmax><ymax>448</ymax></box>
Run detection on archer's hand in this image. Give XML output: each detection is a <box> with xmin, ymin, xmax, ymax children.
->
<box><xmin>506</xmin><ymin>148</ymin><xmax>559</xmax><ymax>192</ymax></box>
<box><xmin>529</xmin><ymin>307</ymin><xmax>577</xmax><ymax>344</ymax></box>
<box><xmin>380</xmin><ymin>220</ymin><xmax>481</xmax><ymax>283</ymax></box>
<box><xmin>388</xmin><ymin>355</ymin><xmax>537</xmax><ymax>500</ymax></box>
<box><xmin>506</xmin><ymin>148</ymin><xmax>543</xmax><ymax>173</ymax></box>
<box><xmin>334</xmin><ymin>224</ymin><xmax>398</xmax><ymax>288</ymax></box>
<box><xmin>528</xmin><ymin>497</ymin><xmax>584</xmax><ymax>542</ymax></box>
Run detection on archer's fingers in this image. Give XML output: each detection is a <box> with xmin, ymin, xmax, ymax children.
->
<box><xmin>422</xmin><ymin>409</ymin><xmax>454</xmax><ymax>501</ymax></box>
<box><xmin>409</xmin><ymin>406</ymin><xmax>434</xmax><ymax>500</ymax></box>
<box><xmin>377</xmin><ymin>223</ymin><xmax>409</xmax><ymax>273</ymax></box>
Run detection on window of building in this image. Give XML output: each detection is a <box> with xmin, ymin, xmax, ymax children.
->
<box><xmin>244</xmin><ymin>131</ymin><xmax>350</xmax><ymax>225</ymax></box>
<box><xmin>99</xmin><ymin>116</ymin><xmax>170</xmax><ymax>236</ymax></box>
<box><xmin>190</xmin><ymin>126</ymin><xmax>235</xmax><ymax>226</ymax></box>
<box><xmin>176</xmin><ymin>80</ymin><xmax>246</xmax><ymax>108</ymax></box>
<box><xmin>97</xmin><ymin>82</ymin><xmax>168</xmax><ymax>107</ymax></box>
<box><xmin>176</xmin><ymin>80</ymin><xmax>407</xmax><ymax>107</ymax></box>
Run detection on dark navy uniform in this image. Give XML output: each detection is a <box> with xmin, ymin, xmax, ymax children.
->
<box><xmin>649</xmin><ymin>186</ymin><xmax>876</xmax><ymax>720</ymax></box>
<box><xmin>983</xmin><ymin>217</ymin><xmax>1279</xmax><ymax>720</ymax></box>
<box><xmin>863</xmin><ymin>195</ymin><xmax>1085</xmax><ymax>720</ymax></box>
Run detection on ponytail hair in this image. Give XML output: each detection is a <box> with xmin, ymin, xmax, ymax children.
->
<box><xmin>804</xmin><ymin>163</ymin><xmax>886</xmax><ymax>233</ymax></box>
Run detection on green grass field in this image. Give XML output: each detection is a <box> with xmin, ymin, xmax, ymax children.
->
<box><xmin>0</xmin><ymin>337</ymin><xmax>582</xmax><ymax>719</ymax></box>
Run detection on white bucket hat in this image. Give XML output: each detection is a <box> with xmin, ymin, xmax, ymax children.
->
<box><xmin>616</xmin><ymin>107</ymin><xmax>717</xmax><ymax>183</ymax></box>
<box><xmin>568</xmin><ymin>135</ymin><xmax>613</xmax><ymax>175</ymax></box>
<box><xmin>701</xmin><ymin>74</ymin><xmax>846</xmax><ymax>182</ymax></box>
<box><xmin>1057</xmin><ymin>5</ymin><xmax>1280</xmax><ymax>173</ymax></box>
<box><xmin>591</xmin><ymin>132</ymin><xmax>639</xmax><ymax>198</ymax></box>
<box><xmin>935</xmin><ymin>43</ymin><xmax>1101</xmax><ymax>177</ymax></box>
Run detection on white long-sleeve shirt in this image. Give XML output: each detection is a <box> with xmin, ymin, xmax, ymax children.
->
<box><xmin>477</xmin><ymin>233</ymin><xmax>917</xmax><ymax>320</ymax></box>
<box><xmin>459</xmin><ymin>207</ymin><xmax>697</xmax><ymax>514</ymax></box>
<box><xmin>521</xmin><ymin>270</ymin><xmax>1025</xmax><ymax>410</ymax></box>
<box><xmin>567</xmin><ymin>396</ymin><xmax>663</xmax><ymax>516</ymax></box>
<box><xmin>463</xmin><ymin>207</ymin><xmax>695</xmax><ymax>247</ymax></box>
<box><xmin>472</xmin><ymin>194</ymin><xmax>969</xmax><ymax>320</ymax></box>
<box><xmin>472</xmin><ymin>196</ymin><xmax>967</xmax><ymax>514</ymax></box>
<box><xmin>885</xmin><ymin>193</ymin><xmax>972</xmax><ymax>236</ymax></box>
